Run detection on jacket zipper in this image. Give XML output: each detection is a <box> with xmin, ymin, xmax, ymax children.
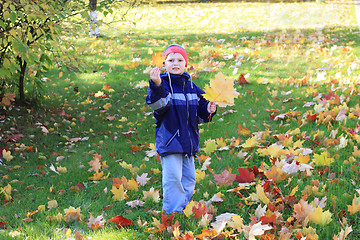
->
<box><xmin>184</xmin><ymin>81</ymin><xmax>193</xmax><ymax>155</ymax></box>
<box><xmin>165</xmin><ymin>129</ymin><xmax>180</xmax><ymax>147</ymax></box>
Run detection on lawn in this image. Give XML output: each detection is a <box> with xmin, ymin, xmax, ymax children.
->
<box><xmin>1</xmin><ymin>1</ymin><xmax>360</xmax><ymax>239</ymax></box>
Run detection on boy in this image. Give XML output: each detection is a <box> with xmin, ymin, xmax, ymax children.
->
<box><xmin>146</xmin><ymin>44</ymin><xmax>216</xmax><ymax>214</ymax></box>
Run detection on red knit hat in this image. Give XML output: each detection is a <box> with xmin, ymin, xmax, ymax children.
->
<box><xmin>162</xmin><ymin>44</ymin><xmax>188</xmax><ymax>66</ymax></box>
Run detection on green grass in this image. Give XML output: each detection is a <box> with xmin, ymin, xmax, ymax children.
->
<box><xmin>1</xmin><ymin>1</ymin><xmax>360</xmax><ymax>239</ymax></box>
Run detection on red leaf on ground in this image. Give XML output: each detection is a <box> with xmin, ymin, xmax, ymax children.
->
<box><xmin>192</xmin><ymin>202</ymin><xmax>209</xmax><ymax>220</ymax></box>
<box><xmin>238</xmin><ymin>74</ymin><xmax>249</xmax><ymax>85</ymax></box>
<box><xmin>0</xmin><ymin>221</ymin><xmax>7</xmax><ymax>229</ymax></box>
<box><xmin>108</xmin><ymin>215</ymin><xmax>133</xmax><ymax>228</ymax></box>
<box><xmin>236</xmin><ymin>167</ymin><xmax>255</xmax><ymax>183</ymax></box>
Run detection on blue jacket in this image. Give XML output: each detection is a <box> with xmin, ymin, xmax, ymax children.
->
<box><xmin>146</xmin><ymin>72</ymin><xmax>215</xmax><ymax>157</ymax></box>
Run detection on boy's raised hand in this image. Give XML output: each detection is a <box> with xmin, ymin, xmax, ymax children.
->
<box><xmin>150</xmin><ymin>67</ymin><xmax>162</xmax><ymax>86</ymax></box>
<box><xmin>207</xmin><ymin>101</ymin><xmax>217</xmax><ymax>114</ymax></box>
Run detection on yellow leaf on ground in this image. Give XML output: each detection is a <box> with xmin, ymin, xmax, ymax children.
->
<box><xmin>1</xmin><ymin>183</ymin><xmax>12</xmax><ymax>201</ymax></box>
<box><xmin>309</xmin><ymin>207</ymin><xmax>332</xmax><ymax>225</ymax></box>
<box><xmin>195</xmin><ymin>169</ymin><xmax>206</xmax><ymax>182</ymax></box>
<box><xmin>347</xmin><ymin>196</ymin><xmax>360</xmax><ymax>215</ymax></box>
<box><xmin>183</xmin><ymin>201</ymin><xmax>196</xmax><ymax>218</ymax></box>
<box><xmin>64</xmin><ymin>206</ymin><xmax>82</xmax><ymax>222</ymax></box>
<box><xmin>264</xmin><ymin>165</ymin><xmax>289</xmax><ymax>183</ymax></box>
<box><xmin>111</xmin><ymin>185</ymin><xmax>128</xmax><ymax>201</ymax></box>
<box><xmin>256</xmin><ymin>184</ymin><xmax>270</xmax><ymax>205</ymax></box>
<box><xmin>204</xmin><ymin>140</ymin><xmax>217</xmax><ymax>155</ymax></box>
<box><xmin>89</xmin><ymin>170</ymin><xmax>104</xmax><ymax>181</ymax></box>
<box><xmin>128</xmin><ymin>178</ymin><xmax>139</xmax><ymax>191</ymax></box>
<box><xmin>2</xmin><ymin>149</ymin><xmax>14</xmax><ymax>161</ymax></box>
<box><xmin>352</xmin><ymin>146</ymin><xmax>360</xmax><ymax>158</ymax></box>
<box><xmin>241</xmin><ymin>136</ymin><xmax>258</xmax><ymax>150</ymax></box>
<box><xmin>312</xmin><ymin>152</ymin><xmax>334</xmax><ymax>166</ymax></box>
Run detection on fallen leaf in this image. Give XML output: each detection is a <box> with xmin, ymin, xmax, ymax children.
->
<box><xmin>143</xmin><ymin>187</ymin><xmax>160</xmax><ymax>202</ymax></box>
<box><xmin>312</xmin><ymin>152</ymin><xmax>334</xmax><ymax>167</ymax></box>
<box><xmin>347</xmin><ymin>195</ymin><xmax>360</xmax><ymax>215</ymax></box>
<box><xmin>236</xmin><ymin>168</ymin><xmax>255</xmax><ymax>183</ymax></box>
<box><xmin>1</xmin><ymin>93</ymin><xmax>16</xmax><ymax>106</ymax></box>
<box><xmin>111</xmin><ymin>185</ymin><xmax>128</xmax><ymax>201</ymax></box>
<box><xmin>214</xmin><ymin>168</ymin><xmax>236</xmax><ymax>186</ymax></box>
<box><xmin>108</xmin><ymin>215</ymin><xmax>134</xmax><ymax>228</ymax></box>
<box><xmin>309</xmin><ymin>207</ymin><xmax>332</xmax><ymax>225</ymax></box>
<box><xmin>87</xmin><ymin>213</ymin><xmax>105</xmax><ymax>230</ymax></box>
<box><xmin>136</xmin><ymin>173</ymin><xmax>151</xmax><ymax>186</ymax></box>
<box><xmin>64</xmin><ymin>206</ymin><xmax>82</xmax><ymax>222</ymax></box>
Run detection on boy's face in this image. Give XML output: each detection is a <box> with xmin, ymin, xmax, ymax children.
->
<box><xmin>164</xmin><ymin>53</ymin><xmax>186</xmax><ymax>75</ymax></box>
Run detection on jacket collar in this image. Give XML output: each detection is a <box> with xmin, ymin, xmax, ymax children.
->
<box><xmin>160</xmin><ymin>72</ymin><xmax>190</xmax><ymax>86</ymax></box>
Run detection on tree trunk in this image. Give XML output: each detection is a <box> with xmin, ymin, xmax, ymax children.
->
<box><xmin>17</xmin><ymin>56</ymin><xmax>27</xmax><ymax>104</ymax></box>
<box><xmin>356</xmin><ymin>0</ymin><xmax>360</xmax><ymax>33</ymax></box>
<box><xmin>90</xmin><ymin>0</ymin><xmax>97</xmax><ymax>11</ymax></box>
<box><xmin>89</xmin><ymin>0</ymin><xmax>99</xmax><ymax>37</ymax></box>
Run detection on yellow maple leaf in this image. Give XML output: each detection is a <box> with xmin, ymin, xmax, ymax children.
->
<box><xmin>88</xmin><ymin>170</ymin><xmax>104</xmax><ymax>181</ymax></box>
<box><xmin>195</xmin><ymin>169</ymin><xmax>206</xmax><ymax>182</ymax></box>
<box><xmin>64</xmin><ymin>206</ymin><xmax>82</xmax><ymax>222</ymax></box>
<box><xmin>102</xmin><ymin>161</ymin><xmax>109</xmax><ymax>169</ymax></box>
<box><xmin>183</xmin><ymin>201</ymin><xmax>196</xmax><ymax>218</ymax></box>
<box><xmin>1</xmin><ymin>183</ymin><xmax>12</xmax><ymax>201</ymax></box>
<box><xmin>241</xmin><ymin>136</ymin><xmax>258</xmax><ymax>150</ymax></box>
<box><xmin>128</xmin><ymin>178</ymin><xmax>139</xmax><ymax>191</ymax></box>
<box><xmin>203</xmin><ymin>72</ymin><xmax>239</xmax><ymax>107</ymax></box>
<box><xmin>294</xmin><ymin>154</ymin><xmax>310</xmax><ymax>164</ymax></box>
<box><xmin>257</xmin><ymin>144</ymin><xmax>286</xmax><ymax>158</ymax></box>
<box><xmin>237</xmin><ymin>124</ymin><xmax>251</xmax><ymax>136</ymax></box>
<box><xmin>352</xmin><ymin>146</ymin><xmax>360</xmax><ymax>158</ymax></box>
<box><xmin>2</xmin><ymin>149</ymin><xmax>14</xmax><ymax>161</ymax></box>
<box><xmin>103</xmin><ymin>103</ymin><xmax>112</xmax><ymax>110</ymax></box>
<box><xmin>94</xmin><ymin>91</ymin><xmax>104</xmax><ymax>98</ymax></box>
<box><xmin>264</xmin><ymin>165</ymin><xmax>289</xmax><ymax>183</ymax></box>
<box><xmin>228</xmin><ymin>215</ymin><xmax>244</xmax><ymax>233</ymax></box>
<box><xmin>119</xmin><ymin>161</ymin><xmax>133</xmax><ymax>170</ymax></box>
<box><xmin>111</xmin><ymin>185</ymin><xmax>128</xmax><ymax>201</ymax></box>
<box><xmin>204</xmin><ymin>140</ymin><xmax>217</xmax><ymax>155</ymax></box>
<box><xmin>309</xmin><ymin>207</ymin><xmax>332</xmax><ymax>225</ymax></box>
<box><xmin>216</xmin><ymin>137</ymin><xmax>227</xmax><ymax>148</ymax></box>
<box><xmin>151</xmin><ymin>51</ymin><xmax>166</xmax><ymax>67</ymax></box>
<box><xmin>51</xmin><ymin>212</ymin><xmax>63</xmax><ymax>222</ymax></box>
<box><xmin>101</xmin><ymin>83</ymin><xmax>111</xmax><ymax>91</ymax></box>
<box><xmin>312</xmin><ymin>152</ymin><xmax>334</xmax><ymax>167</ymax></box>
<box><xmin>172</xmin><ymin>221</ymin><xmax>181</xmax><ymax>239</ymax></box>
<box><xmin>256</xmin><ymin>184</ymin><xmax>270</xmax><ymax>205</ymax></box>
<box><xmin>65</xmin><ymin>228</ymin><xmax>71</xmax><ymax>238</ymax></box>
<box><xmin>57</xmin><ymin>166</ymin><xmax>67</xmax><ymax>174</ymax></box>
<box><xmin>347</xmin><ymin>195</ymin><xmax>360</xmax><ymax>215</ymax></box>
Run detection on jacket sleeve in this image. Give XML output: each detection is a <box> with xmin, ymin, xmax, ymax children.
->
<box><xmin>146</xmin><ymin>79</ymin><xmax>171</xmax><ymax>115</ymax></box>
<box><xmin>197</xmin><ymin>88</ymin><xmax>216</xmax><ymax>123</ymax></box>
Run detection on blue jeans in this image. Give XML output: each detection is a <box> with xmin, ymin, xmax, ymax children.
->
<box><xmin>161</xmin><ymin>154</ymin><xmax>196</xmax><ymax>213</ymax></box>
